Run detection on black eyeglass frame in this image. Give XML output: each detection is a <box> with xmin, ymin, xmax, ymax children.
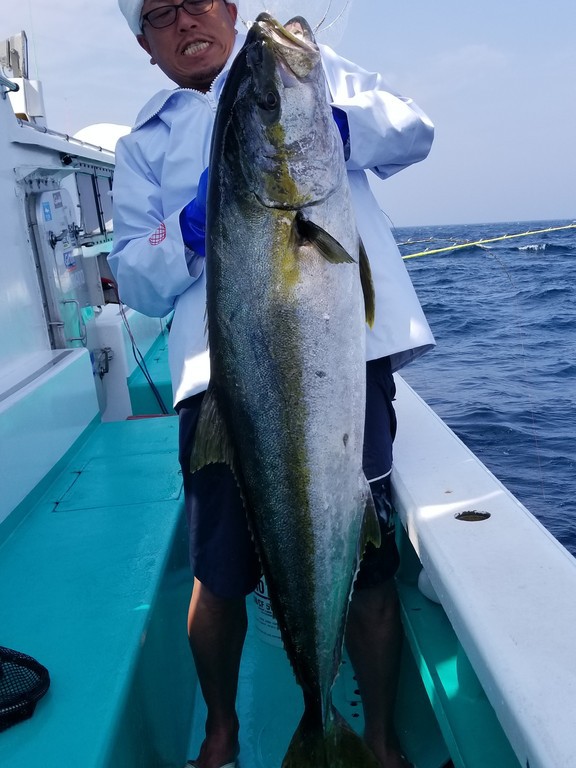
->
<box><xmin>141</xmin><ymin>0</ymin><xmax>215</xmax><ymax>30</ymax></box>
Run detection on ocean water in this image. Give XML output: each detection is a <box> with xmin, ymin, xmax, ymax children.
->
<box><xmin>394</xmin><ymin>219</ymin><xmax>576</xmax><ymax>556</ymax></box>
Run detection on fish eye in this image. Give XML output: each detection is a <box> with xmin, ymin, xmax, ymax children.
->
<box><xmin>264</xmin><ymin>91</ymin><xmax>278</xmax><ymax>110</ymax></box>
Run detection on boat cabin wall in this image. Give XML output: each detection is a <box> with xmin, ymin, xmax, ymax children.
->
<box><xmin>0</xmin><ymin>93</ymin><xmax>131</xmax><ymax>527</ymax></box>
<box><xmin>0</xmin><ymin>106</ymin><xmax>100</xmax><ymax>525</ymax></box>
<box><xmin>0</xmin><ymin>87</ymin><xmax>172</xmax><ymax>529</ymax></box>
<box><xmin>0</xmin><ymin>90</ymin><xmax>118</xmax><ymax>394</ymax></box>
<box><xmin>0</xmin><ymin>93</ymin><xmax>52</xmax><ymax>393</ymax></box>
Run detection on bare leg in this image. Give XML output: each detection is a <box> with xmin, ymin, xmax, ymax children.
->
<box><xmin>187</xmin><ymin>577</ymin><xmax>246</xmax><ymax>768</ymax></box>
<box><xmin>345</xmin><ymin>579</ymin><xmax>411</xmax><ymax>768</ymax></box>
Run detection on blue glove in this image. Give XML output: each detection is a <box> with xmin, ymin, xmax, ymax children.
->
<box><xmin>331</xmin><ymin>106</ymin><xmax>350</xmax><ymax>154</ymax></box>
<box><xmin>180</xmin><ymin>167</ymin><xmax>209</xmax><ymax>256</ymax></box>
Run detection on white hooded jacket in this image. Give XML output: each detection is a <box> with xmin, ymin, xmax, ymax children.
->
<box><xmin>109</xmin><ymin>34</ymin><xmax>435</xmax><ymax>407</ymax></box>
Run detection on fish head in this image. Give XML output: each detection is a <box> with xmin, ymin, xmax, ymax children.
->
<box><xmin>215</xmin><ymin>13</ymin><xmax>344</xmax><ymax>210</ymax></box>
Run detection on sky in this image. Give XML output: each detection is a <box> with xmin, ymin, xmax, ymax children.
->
<box><xmin>2</xmin><ymin>0</ymin><xmax>575</xmax><ymax>227</ymax></box>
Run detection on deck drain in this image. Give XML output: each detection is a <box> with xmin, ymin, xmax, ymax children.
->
<box><xmin>455</xmin><ymin>510</ymin><xmax>491</xmax><ymax>522</ymax></box>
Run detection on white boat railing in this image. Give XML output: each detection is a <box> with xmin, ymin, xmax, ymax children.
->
<box><xmin>12</xmin><ymin>116</ymin><xmax>116</xmax><ymax>157</ymax></box>
<box><xmin>393</xmin><ymin>374</ymin><xmax>576</xmax><ymax>768</ymax></box>
<box><xmin>0</xmin><ymin>72</ymin><xmax>19</xmax><ymax>98</ymax></box>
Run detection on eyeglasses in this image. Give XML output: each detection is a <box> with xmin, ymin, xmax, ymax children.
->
<box><xmin>141</xmin><ymin>0</ymin><xmax>215</xmax><ymax>30</ymax></box>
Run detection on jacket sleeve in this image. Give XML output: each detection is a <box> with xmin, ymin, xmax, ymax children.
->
<box><xmin>108</xmin><ymin>135</ymin><xmax>202</xmax><ymax>318</ymax></box>
<box><xmin>320</xmin><ymin>44</ymin><xmax>434</xmax><ymax>179</ymax></box>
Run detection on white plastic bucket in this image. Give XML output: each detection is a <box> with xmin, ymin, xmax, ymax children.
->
<box><xmin>253</xmin><ymin>577</ymin><xmax>283</xmax><ymax>647</ymax></box>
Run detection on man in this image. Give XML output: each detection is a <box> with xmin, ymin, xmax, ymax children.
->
<box><xmin>110</xmin><ymin>2</ymin><xmax>435</xmax><ymax>767</ymax></box>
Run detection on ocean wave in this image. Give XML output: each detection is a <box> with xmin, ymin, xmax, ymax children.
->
<box><xmin>515</xmin><ymin>242</ymin><xmax>574</xmax><ymax>255</ymax></box>
<box><xmin>515</xmin><ymin>284</ymin><xmax>572</xmax><ymax>302</ymax></box>
<box><xmin>555</xmin><ymin>362</ymin><xmax>576</xmax><ymax>377</ymax></box>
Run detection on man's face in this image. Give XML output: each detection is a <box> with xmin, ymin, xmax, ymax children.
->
<box><xmin>137</xmin><ymin>0</ymin><xmax>238</xmax><ymax>91</ymax></box>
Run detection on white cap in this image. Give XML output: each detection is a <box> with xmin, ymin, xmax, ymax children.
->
<box><xmin>118</xmin><ymin>0</ymin><xmax>144</xmax><ymax>36</ymax></box>
<box><xmin>118</xmin><ymin>0</ymin><xmax>234</xmax><ymax>36</ymax></box>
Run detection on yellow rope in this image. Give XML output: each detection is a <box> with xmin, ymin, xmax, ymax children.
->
<box><xmin>400</xmin><ymin>223</ymin><xmax>576</xmax><ymax>260</ymax></box>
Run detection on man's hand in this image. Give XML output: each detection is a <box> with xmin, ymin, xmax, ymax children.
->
<box><xmin>180</xmin><ymin>167</ymin><xmax>209</xmax><ymax>256</ymax></box>
<box><xmin>332</xmin><ymin>106</ymin><xmax>350</xmax><ymax>157</ymax></box>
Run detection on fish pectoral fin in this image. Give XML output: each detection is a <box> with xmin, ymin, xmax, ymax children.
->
<box><xmin>294</xmin><ymin>213</ymin><xmax>375</xmax><ymax>326</ymax></box>
<box><xmin>189</xmin><ymin>384</ymin><xmax>236</xmax><ymax>473</ymax></box>
<box><xmin>295</xmin><ymin>211</ymin><xmax>355</xmax><ymax>264</ymax></box>
<box><xmin>359</xmin><ymin>239</ymin><xmax>376</xmax><ymax>328</ymax></box>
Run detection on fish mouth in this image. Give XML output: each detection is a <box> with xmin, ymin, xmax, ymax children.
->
<box><xmin>254</xmin><ymin>13</ymin><xmax>316</xmax><ymax>51</ymax></box>
<box><xmin>251</xmin><ymin>12</ymin><xmax>319</xmax><ymax>78</ymax></box>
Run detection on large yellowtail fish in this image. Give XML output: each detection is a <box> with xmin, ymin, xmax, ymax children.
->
<box><xmin>191</xmin><ymin>13</ymin><xmax>380</xmax><ymax>767</ymax></box>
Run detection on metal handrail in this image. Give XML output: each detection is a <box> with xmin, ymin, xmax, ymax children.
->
<box><xmin>0</xmin><ymin>72</ymin><xmax>19</xmax><ymax>99</ymax></box>
<box><xmin>14</xmin><ymin>117</ymin><xmax>116</xmax><ymax>157</ymax></box>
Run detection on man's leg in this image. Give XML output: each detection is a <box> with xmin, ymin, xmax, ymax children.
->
<box><xmin>178</xmin><ymin>396</ymin><xmax>260</xmax><ymax>768</ymax></box>
<box><xmin>187</xmin><ymin>578</ymin><xmax>246</xmax><ymax>768</ymax></box>
<box><xmin>351</xmin><ymin>358</ymin><xmax>411</xmax><ymax>767</ymax></box>
<box><xmin>346</xmin><ymin>578</ymin><xmax>409</xmax><ymax>768</ymax></box>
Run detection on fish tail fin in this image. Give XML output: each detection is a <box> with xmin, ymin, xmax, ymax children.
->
<box><xmin>282</xmin><ymin>705</ymin><xmax>380</xmax><ymax>767</ymax></box>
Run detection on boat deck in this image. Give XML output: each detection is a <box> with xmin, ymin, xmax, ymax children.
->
<box><xmin>0</xmin><ymin>405</ymin><xmax>450</xmax><ymax>768</ymax></box>
<box><xmin>4</xmin><ymin>354</ymin><xmax>573</xmax><ymax>767</ymax></box>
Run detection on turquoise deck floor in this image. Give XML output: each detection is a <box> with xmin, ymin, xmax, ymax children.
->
<box><xmin>0</xmin><ymin>347</ymin><xmax>522</xmax><ymax>767</ymax></box>
<box><xmin>0</xmin><ymin>416</ymin><xmax>193</xmax><ymax>768</ymax></box>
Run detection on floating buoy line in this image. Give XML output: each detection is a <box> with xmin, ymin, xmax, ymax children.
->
<box><xmin>399</xmin><ymin>222</ymin><xmax>576</xmax><ymax>260</ymax></box>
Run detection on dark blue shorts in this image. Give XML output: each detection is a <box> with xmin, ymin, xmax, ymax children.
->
<box><xmin>357</xmin><ymin>357</ymin><xmax>400</xmax><ymax>590</ymax></box>
<box><xmin>177</xmin><ymin>356</ymin><xmax>399</xmax><ymax>598</ymax></box>
<box><xmin>177</xmin><ymin>394</ymin><xmax>262</xmax><ymax>599</ymax></box>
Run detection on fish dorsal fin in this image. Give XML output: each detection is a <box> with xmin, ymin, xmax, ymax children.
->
<box><xmin>295</xmin><ymin>211</ymin><xmax>355</xmax><ymax>264</ymax></box>
<box><xmin>359</xmin><ymin>239</ymin><xmax>376</xmax><ymax>328</ymax></box>
<box><xmin>189</xmin><ymin>384</ymin><xmax>237</xmax><ymax>474</ymax></box>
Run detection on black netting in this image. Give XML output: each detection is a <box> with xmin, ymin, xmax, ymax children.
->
<box><xmin>0</xmin><ymin>647</ymin><xmax>50</xmax><ymax>731</ymax></box>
